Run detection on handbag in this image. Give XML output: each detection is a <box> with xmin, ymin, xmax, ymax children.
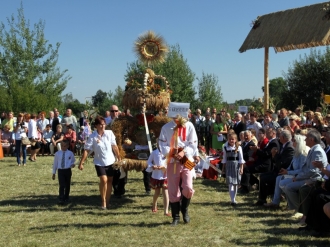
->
<box><xmin>21</xmin><ymin>137</ymin><xmax>30</xmax><ymax>145</ymax></box>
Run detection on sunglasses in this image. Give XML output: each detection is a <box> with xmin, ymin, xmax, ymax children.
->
<box><xmin>110</xmin><ymin>110</ymin><xmax>118</xmax><ymax>113</ymax></box>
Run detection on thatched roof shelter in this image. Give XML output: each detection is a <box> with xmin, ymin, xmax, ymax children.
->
<box><xmin>239</xmin><ymin>1</ymin><xmax>330</xmax><ymax>111</ymax></box>
<box><xmin>239</xmin><ymin>2</ymin><xmax>330</xmax><ymax>53</ymax></box>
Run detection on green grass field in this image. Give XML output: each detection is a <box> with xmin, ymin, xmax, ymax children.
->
<box><xmin>0</xmin><ymin>156</ymin><xmax>329</xmax><ymax>247</ymax></box>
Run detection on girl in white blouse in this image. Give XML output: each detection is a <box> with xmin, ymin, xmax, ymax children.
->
<box><xmin>146</xmin><ymin>141</ymin><xmax>170</xmax><ymax>216</ymax></box>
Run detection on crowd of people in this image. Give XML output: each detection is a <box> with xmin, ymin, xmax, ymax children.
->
<box><xmin>1</xmin><ymin>105</ymin><xmax>330</xmax><ymax>234</ymax></box>
<box><xmin>0</xmin><ymin>109</ymin><xmax>92</xmax><ymax>165</ymax></box>
<box><xmin>188</xmin><ymin>106</ymin><xmax>330</xmax><ymax>237</ymax></box>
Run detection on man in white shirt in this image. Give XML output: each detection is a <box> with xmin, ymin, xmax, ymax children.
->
<box><xmin>159</xmin><ymin>102</ymin><xmax>199</xmax><ymax>226</ymax></box>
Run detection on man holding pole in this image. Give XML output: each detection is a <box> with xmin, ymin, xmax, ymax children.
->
<box><xmin>159</xmin><ymin>102</ymin><xmax>200</xmax><ymax>226</ymax></box>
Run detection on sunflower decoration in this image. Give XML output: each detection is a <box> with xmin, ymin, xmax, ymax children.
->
<box><xmin>134</xmin><ymin>30</ymin><xmax>168</xmax><ymax>66</ymax></box>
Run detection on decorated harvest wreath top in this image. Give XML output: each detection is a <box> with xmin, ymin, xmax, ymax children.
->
<box><xmin>123</xmin><ymin>30</ymin><xmax>172</xmax><ymax>111</ymax></box>
<box><xmin>134</xmin><ymin>30</ymin><xmax>168</xmax><ymax>66</ymax></box>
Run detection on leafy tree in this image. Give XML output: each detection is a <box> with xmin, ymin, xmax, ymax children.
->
<box><xmin>91</xmin><ymin>89</ymin><xmax>109</xmax><ymax>115</ymax></box>
<box><xmin>196</xmin><ymin>72</ymin><xmax>223</xmax><ymax>111</ymax></box>
<box><xmin>92</xmin><ymin>90</ymin><xmax>108</xmax><ymax>108</ymax></box>
<box><xmin>154</xmin><ymin>45</ymin><xmax>196</xmax><ymax>106</ymax></box>
<box><xmin>282</xmin><ymin>48</ymin><xmax>330</xmax><ymax>111</ymax></box>
<box><xmin>0</xmin><ymin>5</ymin><xmax>70</xmax><ymax>113</ymax></box>
<box><xmin>262</xmin><ymin>77</ymin><xmax>288</xmax><ymax>109</ymax></box>
<box><xmin>234</xmin><ymin>98</ymin><xmax>263</xmax><ymax>115</ymax></box>
<box><xmin>110</xmin><ymin>85</ymin><xmax>124</xmax><ymax>109</ymax></box>
<box><xmin>125</xmin><ymin>44</ymin><xmax>196</xmax><ymax>110</ymax></box>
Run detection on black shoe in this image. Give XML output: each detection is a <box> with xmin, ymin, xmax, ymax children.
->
<box><xmin>170</xmin><ymin>202</ymin><xmax>180</xmax><ymax>227</ymax></box>
<box><xmin>230</xmin><ymin>202</ymin><xmax>237</xmax><ymax>207</ymax></box>
<box><xmin>254</xmin><ymin>200</ymin><xmax>266</xmax><ymax>206</ymax></box>
<box><xmin>181</xmin><ymin>196</ymin><xmax>191</xmax><ymax>224</ymax></box>
<box><xmin>145</xmin><ymin>191</ymin><xmax>151</xmax><ymax>195</ymax></box>
<box><xmin>58</xmin><ymin>200</ymin><xmax>64</xmax><ymax>205</ymax></box>
<box><xmin>171</xmin><ymin>219</ymin><xmax>179</xmax><ymax>226</ymax></box>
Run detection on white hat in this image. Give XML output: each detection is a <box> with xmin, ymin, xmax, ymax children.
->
<box><xmin>167</xmin><ymin>102</ymin><xmax>190</xmax><ymax>118</ymax></box>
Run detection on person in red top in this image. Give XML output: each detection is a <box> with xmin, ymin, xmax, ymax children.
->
<box><xmin>258</xmin><ymin>128</ymin><xmax>269</xmax><ymax>150</ymax></box>
<box><xmin>250</xmin><ymin>128</ymin><xmax>269</xmax><ymax>165</ymax></box>
<box><xmin>64</xmin><ymin>124</ymin><xmax>76</xmax><ymax>152</ymax></box>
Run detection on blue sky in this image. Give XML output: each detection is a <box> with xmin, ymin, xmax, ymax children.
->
<box><xmin>0</xmin><ymin>0</ymin><xmax>326</xmax><ymax>105</ymax></box>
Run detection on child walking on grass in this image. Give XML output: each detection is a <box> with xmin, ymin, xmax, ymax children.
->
<box><xmin>52</xmin><ymin>140</ymin><xmax>76</xmax><ymax>204</ymax></box>
<box><xmin>146</xmin><ymin>140</ymin><xmax>170</xmax><ymax>216</ymax></box>
<box><xmin>221</xmin><ymin>133</ymin><xmax>245</xmax><ymax>206</ymax></box>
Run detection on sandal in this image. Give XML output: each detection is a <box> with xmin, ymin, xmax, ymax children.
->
<box><xmin>152</xmin><ymin>208</ymin><xmax>158</xmax><ymax>213</ymax></box>
<box><xmin>164</xmin><ymin>213</ymin><xmax>171</xmax><ymax>217</ymax></box>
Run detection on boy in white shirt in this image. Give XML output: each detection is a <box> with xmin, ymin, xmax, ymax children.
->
<box><xmin>52</xmin><ymin>140</ymin><xmax>76</xmax><ymax>204</ymax></box>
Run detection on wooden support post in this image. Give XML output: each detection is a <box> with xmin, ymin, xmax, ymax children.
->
<box><xmin>264</xmin><ymin>47</ymin><xmax>269</xmax><ymax>112</ymax></box>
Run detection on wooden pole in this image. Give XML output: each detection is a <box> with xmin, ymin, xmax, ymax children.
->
<box><xmin>264</xmin><ymin>47</ymin><xmax>269</xmax><ymax>112</ymax></box>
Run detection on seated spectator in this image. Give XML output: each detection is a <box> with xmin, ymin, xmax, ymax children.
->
<box><xmin>281</xmin><ymin>129</ymin><xmax>327</xmax><ymax>227</ymax></box>
<box><xmin>313</xmin><ymin>114</ymin><xmax>326</xmax><ymax>134</ymax></box>
<box><xmin>264</xmin><ymin>134</ymin><xmax>308</xmax><ymax>208</ymax></box>
<box><xmin>64</xmin><ymin>124</ymin><xmax>76</xmax><ymax>152</ymax></box>
<box><xmin>241</xmin><ymin>130</ymin><xmax>256</xmax><ymax>167</ymax></box>
<box><xmin>254</xmin><ymin>130</ymin><xmax>294</xmax><ymax>206</ymax></box>
<box><xmin>1</xmin><ymin>124</ymin><xmax>13</xmax><ymax>156</ymax></box>
<box><xmin>30</xmin><ymin>127</ymin><xmax>42</xmax><ymax>161</ymax></box>
<box><xmin>37</xmin><ymin>111</ymin><xmax>49</xmax><ymax>131</ymax></box>
<box><xmin>41</xmin><ymin>124</ymin><xmax>53</xmax><ymax>156</ymax></box>
<box><xmin>288</xmin><ymin>114</ymin><xmax>300</xmax><ymax>136</ymax></box>
<box><xmin>304</xmin><ymin>110</ymin><xmax>314</xmax><ymax>127</ymax></box>
<box><xmin>295</xmin><ymin>107</ymin><xmax>306</xmax><ymax>125</ymax></box>
<box><xmin>76</xmin><ymin>126</ymin><xmax>85</xmax><ymax>156</ymax></box>
<box><xmin>299</xmin><ymin>130</ymin><xmax>330</xmax><ymax>235</ymax></box>
<box><xmin>240</xmin><ymin>128</ymin><xmax>280</xmax><ymax>194</ymax></box>
<box><xmin>50</xmin><ymin>124</ymin><xmax>64</xmax><ymax>155</ymax></box>
<box><xmin>262</xmin><ymin>113</ymin><xmax>280</xmax><ymax>130</ymax></box>
<box><xmin>1</xmin><ymin>111</ymin><xmax>14</xmax><ymax>131</ymax></box>
<box><xmin>278</xmin><ymin>108</ymin><xmax>290</xmax><ymax>127</ymax></box>
<box><xmin>249</xmin><ymin>129</ymin><xmax>258</xmax><ymax>146</ymax></box>
<box><xmin>257</xmin><ymin>128</ymin><xmax>269</xmax><ymax>150</ymax></box>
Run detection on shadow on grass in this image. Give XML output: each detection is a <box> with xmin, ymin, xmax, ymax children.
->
<box><xmin>230</xmin><ymin>234</ymin><xmax>330</xmax><ymax>246</ymax></box>
<box><xmin>29</xmin><ymin>221</ymin><xmax>165</xmax><ymax>233</ymax></box>
<box><xmin>0</xmin><ymin>193</ymin><xmax>138</xmax><ymax>212</ymax></box>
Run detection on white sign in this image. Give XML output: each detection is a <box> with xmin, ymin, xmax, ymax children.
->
<box><xmin>168</xmin><ymin>102</ymin><xmax>190</xmax><ymax>118</ymax></box>
<box><xmin>238</xmin><ymin>106</ymin><xmax>248</xmax><ymax>114</ymax></box>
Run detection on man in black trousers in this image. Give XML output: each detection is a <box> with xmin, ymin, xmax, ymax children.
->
<box><xmin>256</xmin><ymin>129</ymin><xmax>294</xmax><ymax>206</ymax></box>
<box><xmin>240</xmin><ymin>128</ymin><xmax>280</xmax><ymax>194</ymax></box>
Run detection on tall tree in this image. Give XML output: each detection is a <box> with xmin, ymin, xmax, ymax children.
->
<box><xmin>154</xmin><ymin>44</ymin><xmax>196</xmax><ymax>105</ymax></box>
<box><xmin>262</xmin><ymin>77</ymin><xmax>288</xmax><ymax>109</ymax></box>
<box><xmin>196</xmin><ymin>72</ymin><xmax>223</xmax><ymax>111</ymax></box>
<box><xmin>282</xmin><ymin>48</ymin><xmax>330</xmax><ymax>111</ymax></box>
<box><xmin>0</xmin><ymin>5</ymin><xmax>70</xmax><ymax>113</ymax></box>
<box><xmin>91</xmin><ymin>89</ymin><xmax>109</xmax><ymax>115</ymax></box>
<box><xmin>110</xmin><ymin>85</ymin><xmax>124</xmax><ymax>109</ymax></box>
